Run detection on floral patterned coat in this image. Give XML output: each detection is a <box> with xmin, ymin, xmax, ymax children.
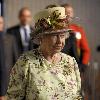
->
<box><xmin>7</xmin><ymin>49</ymin><xmax>82</xmax><ymax>100</ymax></box>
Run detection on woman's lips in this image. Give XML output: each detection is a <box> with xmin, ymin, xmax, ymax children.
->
<box><xmin>55</xmin><ymin>46</ymin><xmax>62</xmax><ymax>49</ymax></box>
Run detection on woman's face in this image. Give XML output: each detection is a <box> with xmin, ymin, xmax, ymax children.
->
<box><xmin>41</xmin><ymin>32</ymin><xmax>66</xmax><ymax>54</ymax></box>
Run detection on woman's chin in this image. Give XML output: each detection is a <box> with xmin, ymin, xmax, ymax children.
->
<box><xmin>53</xmin><ymin>49</ymin><xmax>62</xmax><ymax>53</ymax></box>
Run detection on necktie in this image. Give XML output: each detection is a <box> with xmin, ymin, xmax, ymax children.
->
<box><xmin>23</xmin><ymin>27</ymin><xmax>29</xmax><ymax>43</ymax></box>
<box><xmin>23</xmin><ymin>27</ymin><xmax>29</xmax><ymax>51</ymax></box>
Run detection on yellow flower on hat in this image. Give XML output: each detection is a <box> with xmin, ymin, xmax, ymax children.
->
<box><xmin>31</xmin><ymin>7</ymin><xmax>69</xmax><ymax>39</ymax></box>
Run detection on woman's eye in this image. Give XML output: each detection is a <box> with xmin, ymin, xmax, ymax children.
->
<box><xmin>51</xmin><ymin>35</ymin><xmax>57</xmax><ymax>38</ymax></box>
<box><xmin>60</xmin><ymin>35</ymin><xmax>65</xmax><ymax>38</ymax></box>
<box><xmin>52</xmin><ymin>34</ymin><xmax>57</xmax><ymax>36</ymax></box>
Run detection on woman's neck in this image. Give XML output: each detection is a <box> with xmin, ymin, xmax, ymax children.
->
<box><xmin>40</xmin><ymin>48</ymin><xmax>61</xmax><ymax>63</ymax></box>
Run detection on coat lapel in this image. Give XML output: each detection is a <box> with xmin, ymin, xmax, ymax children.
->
<box><xmin>15</xmin><ymin>26</ymin><xmax>23</xmax><ymax>54</ymax></box>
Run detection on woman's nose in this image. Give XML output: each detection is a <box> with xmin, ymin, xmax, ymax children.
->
<box><xmin>57</xmin><ymin>36</ymin><xmax>62</xmax><ymax>44</ymax></box>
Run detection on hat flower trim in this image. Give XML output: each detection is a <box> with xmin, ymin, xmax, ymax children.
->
<box><xmin>34</xmin><ymin>10</ymin><xmax>69</xmax><ymax>35</ymax></box>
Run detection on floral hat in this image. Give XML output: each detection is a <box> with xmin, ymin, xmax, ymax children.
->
<box><xmin>31</xmin><ymin>7</ymin><xmax>69</xmax><ymax>38</ymax></box>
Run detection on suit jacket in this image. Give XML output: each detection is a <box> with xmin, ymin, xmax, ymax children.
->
<box><xmin>0</xmin><ymin>34</ymin><xmax>19</xmax><ymax>96</ymax></box>
<box><xmin>7</xmin><ymin>25</ymin><xmax>38</xmax><ymax>57</ymax></box>
<box><xmin>62</xmin><ymin>32</ymin><xmax>79</xmax><ymax>63</ymax></box>
<box><xmin>4</xmin><ymin>34</ymin><xmax>19</xmax><ymax>70</ymax></box>
<box><xmin>0</xmin><ymin>33</ymin><xmax>7</xmax><ymax>96</ymax></box>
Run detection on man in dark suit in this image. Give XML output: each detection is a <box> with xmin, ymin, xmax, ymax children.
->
<box><xmin>0</xmin><ymin>35</ymin><xmax>18</xmax><ymax>100</ymax></box>
<box><xmin>7</xmin><ymin>7</ymin><xmax>38</xmax><ymax>57</ymax></box>
<box><xmin>0</xmin><ymin>16</ymin><xmax>8</xmax><ymax>100</ymax></box>
<box><xmin>0</xmin><ymin>16</ymin><xmax>19</xmax><ymax>100</ymax></box>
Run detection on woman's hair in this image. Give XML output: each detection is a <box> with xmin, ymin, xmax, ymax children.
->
<box><xmin>45</xmin><ymin>4</ymin><xmax>60</xmax><ymax>9</ymax></box>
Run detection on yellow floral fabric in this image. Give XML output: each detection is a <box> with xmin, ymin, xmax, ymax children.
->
<box><xmin>7</xmin><ymin>49</ymin><xmax>82</xmax><ymax>100</ymax></box>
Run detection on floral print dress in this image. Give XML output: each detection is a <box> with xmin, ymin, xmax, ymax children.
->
<box><xmin>7</xmin><ymin>49</ymin><xmax>82</xmax><ymax>100</ymax></box>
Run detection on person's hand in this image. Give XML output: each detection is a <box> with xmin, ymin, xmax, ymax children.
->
<box><xmin>0</xmin><ymin>96</ymin><xmax>6</xmax><ymax>100</ymax></box>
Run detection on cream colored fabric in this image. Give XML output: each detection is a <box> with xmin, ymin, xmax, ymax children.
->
<box><xmin>7</xmin><ymin>49</ymin><xmax>82</xmax><ymax>100</ymax></box>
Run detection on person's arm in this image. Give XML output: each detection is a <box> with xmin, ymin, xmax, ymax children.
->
<box><xmin>73</xmin><ymin>58</ymin><xmax>83</xmax><ymax>100</ymax></box>
<box><xmin>7</xmin><ymin>54</ymin><xmax>29</xmax><ymax>100</ymax></box>
<box><xmin>79</xmin><ymin>27</ymin><xmax>90</xmax><ymax>65</ymax></box>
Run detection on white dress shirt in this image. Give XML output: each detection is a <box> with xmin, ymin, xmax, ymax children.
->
<box><xmin>20</xmin><ymin>25</ymin><xmax>31</xmax><ymax>46</ymax></box>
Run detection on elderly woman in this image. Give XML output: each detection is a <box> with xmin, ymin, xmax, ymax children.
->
<box><xmin>7</xmin><ymin>7</ymin><xmax>82</xmax><ymax>100</ymax></box>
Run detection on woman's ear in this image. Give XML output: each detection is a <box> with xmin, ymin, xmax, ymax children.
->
<box><xmin>39</xmin><ymin>36</ymin><xmax>42</xmax><ymax>42</ymax></box>
<box><xmin>38</xmin><ymin>36</ymin><xmax>43</xmax><ymax>45</ymax></box>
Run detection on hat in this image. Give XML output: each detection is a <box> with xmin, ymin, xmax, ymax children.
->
<box><xmin>31</xmin><ymin>7</ymin><xmax>69</xmax><ymax>38</ymax></box>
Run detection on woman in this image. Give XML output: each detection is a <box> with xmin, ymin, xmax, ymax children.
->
<box><xmin>7</xmin><ymin>7</ymin><xmax>82</xmax><ymax>100</ymax></box>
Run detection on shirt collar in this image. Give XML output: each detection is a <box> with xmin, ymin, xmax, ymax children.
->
<box><xmin>20</xmin><ymin>25</ymin><xmax>30</xmax><ymax>30</ymax></box>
